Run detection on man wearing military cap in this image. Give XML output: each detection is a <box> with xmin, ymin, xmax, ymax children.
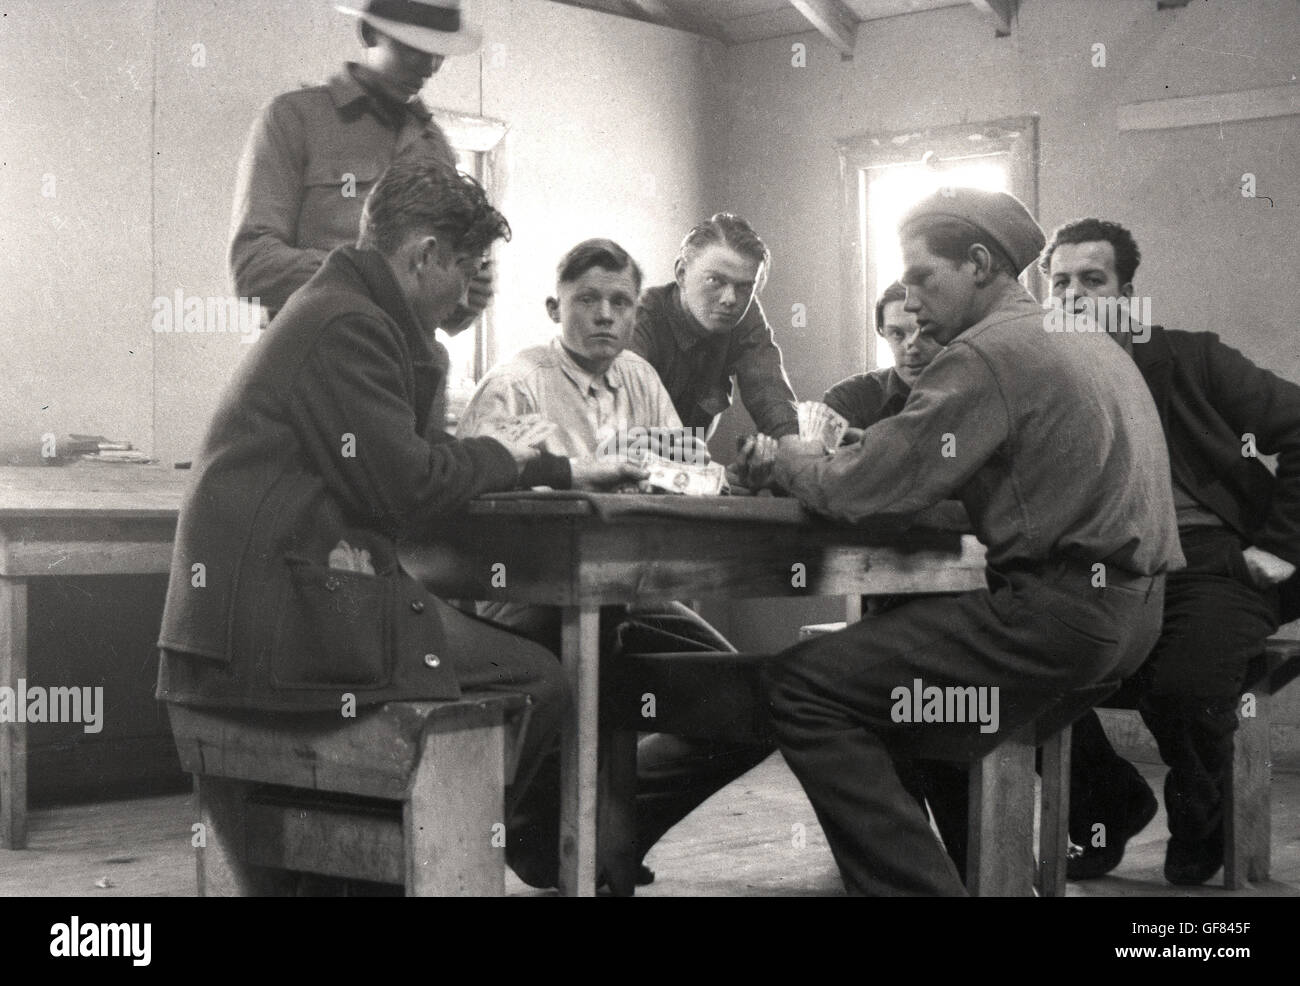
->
<box><xmin>756</xmin><ymin>187</ymin><xmax>1184</xmax><ymax>895</ymax></box>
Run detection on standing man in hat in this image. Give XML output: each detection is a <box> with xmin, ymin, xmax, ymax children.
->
<box><xmin>631</xmin><ymin>213</ymin><xmax>800</xmax><ymax>444</ymax></box>
<box><xmin>229</xmin><ymin>0</ymin><xmax>491</xmax><ymax>331</ymax></box>
<box><xmin>755</xmin><ymin>188</ymin><xmax>1183</xmax><ymax>895</ymax></box>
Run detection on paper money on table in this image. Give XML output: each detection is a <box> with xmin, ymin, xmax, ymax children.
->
<box><xmin>639</xmin><ymin>451</ymin><xmax>727</xmax><ymax>496</ymax></box>
<box><xmin>796</xmin><ymin>400</ymin><xmax>849</xmax><ymax>453</ymax></box>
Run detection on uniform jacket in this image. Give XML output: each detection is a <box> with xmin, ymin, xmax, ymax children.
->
<box><xmin>157</xmin><ymin>247</ymin><xmax>528</xmax><ymax>712</ymax></box>
<box><xmin>1131</xmin><ymin>325</ymin><xmax>1300</xmax><ymax>617</ymax></box>
<box><xmin>228</xmin><ymin>65</ymin><xmax>457</xmax><ymax>313</ymax></box>
<box><xmin>775</xmin><ymin>288</ymin><xmax>1184</xmax><ymax>576</ymax></box>
<box><xmin>631</xmin><ymin>282</ymin><xmax>799</xmax><ymax>439</ymax></box>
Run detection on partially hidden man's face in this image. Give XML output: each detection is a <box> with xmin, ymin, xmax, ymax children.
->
<box><xmin>675</xmin><ymin>243</ymin><xmax>763</xmax><ymax>333</ymax></box>
<box><xmin>899</xmin><ymin>232</ymin><xmax>980</xmax><ymax>346</ymax></box>
<box><xmin>411</xmin><ymin>235</ymin><xmax>482</xmax><ymax>333</ymax></box>
<box><xmin>548</xmin><ymin>266</ymin><xmax>640</xmax><ymax>370</ymax></box>
<box><xmin>1048</xmin><ymin>240</ymin><xmax>1132</xmax><ymax>335</ymax></box>
<box><xmin>879</xmin><ymin>300</ymin><xmax>942</xmax><ymax>387</ymax></box>
<box><xmin>368</xmin><ymin>31</ymin><xmax>444</xmax><ymax>101</ymax></box>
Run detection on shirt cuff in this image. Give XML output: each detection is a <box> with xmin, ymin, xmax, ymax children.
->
<box><xmin>519</xmin><ymin>451</ymin><xmax>572</xmax><ymax>490</ymax></box>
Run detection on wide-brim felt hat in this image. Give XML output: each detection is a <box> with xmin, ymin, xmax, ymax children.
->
<box><xmin>336</xmin><ymin>0</ymin><xmax>482</xmax><ymax>56</ymax></box>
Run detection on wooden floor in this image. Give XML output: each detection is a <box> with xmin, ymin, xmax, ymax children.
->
<box><xmin>3</xmin><ymin>755</ymin><xmax>1297</xmax><ymax>897</ymax></box>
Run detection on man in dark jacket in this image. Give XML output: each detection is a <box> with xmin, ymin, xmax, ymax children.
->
<box><xmin>630</xmin><ymin>213</ymin><xmax>799</xmax><ymax>442</ymax></box>
<box><xmin>158</xmin><ymin>161</ymin><xmax>642</xmax><ymax>887</ymax></box>
<box><xmin>1042</xmin><ymin>218</ymin><xmax>1300</xmax><ymax>885</ymax></box>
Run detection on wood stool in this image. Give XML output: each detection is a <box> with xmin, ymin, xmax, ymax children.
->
<box><xmin>167</xmin><ymin>694</ymin><xmax>529</xmax><ymax>896</ymax></box>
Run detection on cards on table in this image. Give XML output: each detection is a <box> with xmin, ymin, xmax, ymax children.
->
<box><xmin>796</xmin><ymin>401</ymin><xmax>849</xmax><ymax>452</ymax></box>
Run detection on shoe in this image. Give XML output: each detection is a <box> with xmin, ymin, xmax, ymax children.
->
<box><xmin>1067</xmin><ymin>778</ymin><xmax>1158</xmax><ymax>880</ymax></box>
<box><xmin>1164</xmin><ymin>829</ymin><xmax>1224</xmax><ymax>886</ymax></box>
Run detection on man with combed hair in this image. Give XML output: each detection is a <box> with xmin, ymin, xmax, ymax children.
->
<box><xmin>1042</xmin><ymin>217</ymin><xmax>1300</xmax><ymax>885</ymax></box>
<box><xmin>460</xmin><ymin>238</ymin><xmax>770</xmax><ymax>890</ymax></box>
<box><xmin>158</xmin><ymin>162</ymin><xmax>642</xmax><ymax>889</ymax></box>
<box><xmin>755</xmin><ymin>188</ymin><xmax>1182</xmax><ymax>896</ymax></box>
<box><xmin>631</xmin><ymin>213</ymin><xmax>799</xmax><ymax>442</ymax></box>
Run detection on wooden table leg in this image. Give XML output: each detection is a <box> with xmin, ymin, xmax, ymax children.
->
<box><xmin>0</xmin><ymin>577</ymin><xmax>29</xmax><ymax>849</ymax></box>
<box><xmin>558</xmin><ymin>604</ymin><xmax>600</xmax><ymax>897</ymax></box>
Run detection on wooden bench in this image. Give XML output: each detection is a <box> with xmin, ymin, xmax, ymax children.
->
<box><xmin>1038</xmin><ymin>635</ymin><xmax>1300</xmax><ymax>893</ymax></box>
<box><xmin>166</xmin><ymin>694</ymin><xmax>529</xmax><ymax>896</ymax></box>
<box><xmin>600</xmin><ymin>633</ymin><xmax>1111</xmax><ymax>896</ymax></box>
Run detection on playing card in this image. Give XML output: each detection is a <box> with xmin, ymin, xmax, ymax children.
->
<box><xmin>797</xmin><ymin>401</ymin><xmax>849</xmax><ymax>452</ymax></box>
<box><xmin>493</xmin><ymin>413</ymin><xmax>557</xmax><ymax>449</ymax></box>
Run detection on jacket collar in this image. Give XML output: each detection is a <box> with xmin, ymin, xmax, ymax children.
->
<box><xmin>328</xmin><ymin>64</ymin><xmax>433</xmax><ymax>123</ymax></box>
<box><xmin>1127</xmin><ymin>322</ymin><xmax>1172</xmax><ymax>372</ymax></box>
<box><xmin>328</xmin><ymin>246</ymin><xmax>434</xmax><ymax>357</ymax></box>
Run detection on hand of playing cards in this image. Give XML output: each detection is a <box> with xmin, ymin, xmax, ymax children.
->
<box><xmin>796</xmin><ymin>401</ymin><xmax>849</xmax><ymax>453</ymax></box>
<box><xmin>478</xmin><ymin>413</ymin><xmax>558</xmax><ymax>466</ymax></box>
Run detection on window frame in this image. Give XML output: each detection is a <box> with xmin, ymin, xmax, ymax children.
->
<box><xmin>836</xmin><ymin>115</ymin><xmax>1040</xmax><ymax>372</ymax></box>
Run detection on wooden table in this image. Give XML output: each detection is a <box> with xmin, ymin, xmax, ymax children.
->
<box><xmin>0</xmin><ymin>464</ymin><xmax>188</xmax><ymax>848</ymax></box>
<box><xmin>402</xmin><ymin>491</ymin><xmax>987</xmax><ymax>896</ymax></box>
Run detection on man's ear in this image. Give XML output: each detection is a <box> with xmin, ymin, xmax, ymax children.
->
<box><xmin>673</xmin><ymin>256</ymin><xmax>688</xmax><ymax>289</ymax></box>
<box><xmin>969</xmin><ymin>244</ymin><xmax>997</xmax><ymax>286</ymax></box>
<box><xmin>545</xmin><ymin>297</ymin><xmax>561</xmax><ymax>324</ymax></box>
<box><xmin>413</xmin><ymin>234</ymin><xmax>439</xmax><ymax>273</ymax></box>
<box><xmin>1120</xmin><ymin>281</ymin><xmax>1134</xmax><ymax>298</ymax></box>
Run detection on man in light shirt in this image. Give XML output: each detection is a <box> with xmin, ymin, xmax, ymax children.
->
<box><xmin>459</xmin><ymin>238</ymin><xmax>770</xmax><ymax>892</ymax></box>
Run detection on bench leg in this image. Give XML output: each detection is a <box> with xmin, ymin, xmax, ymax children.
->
<box><xmin>1225</xmin><ymin>690</ymin><xmax>1271</xmax><ymax>888</ymax></box>
<box><xmin>0</xmin><ymin>578</ymin><xmax>28</xmax><ymax>850</ymax></box>
<box><xmin>1038</xmin><ymin>726</ymin><xmax>1071</xmax><ymax>897</ymax></box>
<box><xmin>195</xmin><ymin>776</ymin><xmax>294</xmax><ymax>896</ymax></box>
<box><xmin>967</xmin><ymin>731</ymin><xmax>1036</xmax><ymax>896</ymax></box>
<box><xmin>597</xmin><ymin>725</ymin><xmax>639</xmax><ymax>897</ymax></box>
<box><xmin>403</xmin><ymin>719</ymin><xmax>506</xmax><ymax>896</ymax></box>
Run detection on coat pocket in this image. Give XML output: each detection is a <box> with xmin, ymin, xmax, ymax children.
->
<box><xmin>272</xmin><ymin>558</ymin><xmax>393</xmax><ymax>690</ymax></box>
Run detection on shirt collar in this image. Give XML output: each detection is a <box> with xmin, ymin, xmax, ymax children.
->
<box><xmin>551</xmin><ymin>337</ymin><xmax>623</xmax><ymax>394</ymax></box>
<box><xmin>881</xmin><ymin>367</ymin><xmax>912</xmax><ymax>408</ymax></box>
<box><xmin>329</xmin><ymin>64</ymin><xmax>432</xmax><ymax>123</ymax></box>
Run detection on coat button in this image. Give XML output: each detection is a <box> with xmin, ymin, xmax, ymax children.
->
<box><xmin>424</xmin><ymin>653</ymin><xmax>440</xmax><ymax>668</ymax></box>
<box><xmin>410</xmin><ymin>600</ymin><xmax>425</xmax><ymax>613</ymax></box>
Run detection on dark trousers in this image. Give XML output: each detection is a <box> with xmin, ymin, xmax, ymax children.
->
<box><xmin>763</xmin><ymin>562</ymin><xmax>1165</xmax><ymax>896</ymax></box>
<box><xmin>1070</xmin><ymin>528</ymin><xmax>1278</xmax><ymax>847</ymax></box>
<box><xmin>494</xmin><ymin>601</ymin><xmax>771</xmax><ymax>888</ymax></box>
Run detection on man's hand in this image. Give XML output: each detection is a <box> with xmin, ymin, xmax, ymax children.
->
<box><xmin>1242</xmin><ymin>546</ymin><xmax>1297</xmax><ymax>587</ymax></box>
<box><xmin>477</xmin><ymin>413</ymin><xmax>553</xmax><ymax>470</ymax></box>
<box><xmin>571</xmin><ymin>458</ymin><xmax>649</xmax><ymax>491</ymax></box>
<box><xmin>441</xmin><ymin>260</ymin><xmax>495</xmax><ymax>336</ymax></box>
<box><xmin>728</xmin><ymin>434</ymin><xmax>779</xmax><ymax>489</ymax></box>
<box><xmin>777</xmin><ymin>433</ymin><xmax>829</xmax><ymax>457</ymax></box>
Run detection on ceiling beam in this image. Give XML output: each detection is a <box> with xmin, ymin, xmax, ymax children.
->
<box><xmin>788</xmin><ymin>0</ymin><xmax>858</xmax><ymax>57</ymax></box>
<box><xmin>621</xmin><ymin>0</ymin><xmax>730</xmax><ymax>43</ymax></box>
<box><xmin>969</xmin><ymin>0</ymin><xmax>1018</xmax><ymax>38</ymax></box>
